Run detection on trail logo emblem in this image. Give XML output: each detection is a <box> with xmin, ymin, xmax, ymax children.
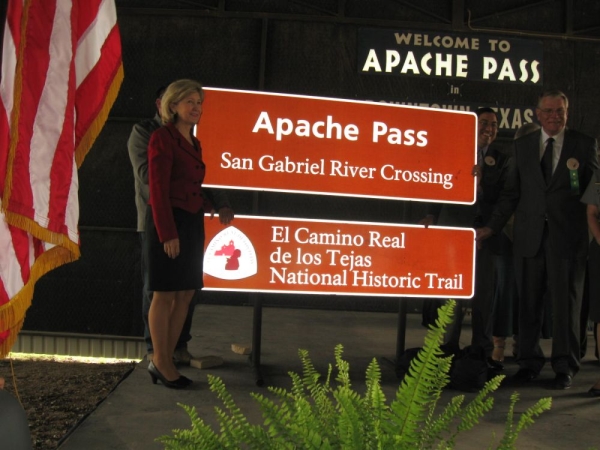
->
<box><xmin>204</xmin><ymin>226</ymin><xmax>258</xmax><ymax>280</ymax></box>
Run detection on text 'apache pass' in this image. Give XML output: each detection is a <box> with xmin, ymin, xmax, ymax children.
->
<box><xmin>252</xmin><ymin>111</ymin><xmax>428</xmax><ymax>145</ymax></box>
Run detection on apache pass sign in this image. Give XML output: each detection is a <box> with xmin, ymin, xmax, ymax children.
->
<box><xmin>197</xmin><ymin>88</ymin><xmax>477</xmax><ymax>205</ymax></box>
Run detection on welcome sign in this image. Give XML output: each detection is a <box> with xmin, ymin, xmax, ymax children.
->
<box><xmin>197</xmin><ymin>88</ymin><xmax>477</xmax><ymax>204</ymax></box>
<box><xmin>203</xmin><ymin>215</ymin><xmax>475</xmax><ymax>298</ymax></box>
<box><xmin>358</xmin><ymin>28</ymin><xmax>544</xmax><ymax>85</ymax></box>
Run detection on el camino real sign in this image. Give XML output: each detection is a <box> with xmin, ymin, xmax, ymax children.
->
<box><xmin>203</xmin><ymin>216</ymin><xmax>475</xmax><ymax>298</ymax></box>
<box><xmin>358</xmin><ymin>28</ymin><xmax>544</xmax><ymax>84</ymax></box>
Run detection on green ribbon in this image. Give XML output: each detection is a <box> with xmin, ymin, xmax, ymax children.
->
<box><xmin>569</xmin><ymin>169</ymin><xmax>579</xmax><ymax>194</ymax></box>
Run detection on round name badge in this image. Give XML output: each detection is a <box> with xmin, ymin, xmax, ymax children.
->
<box><xmin>484</xmin><ymin>156</ymin><xmax>496</xmax><ymax>166</ymax></box>
<box><xmin>566</xmin><ymin>158</ymin><xmax>579</xmax><ymax>170</ymax></box>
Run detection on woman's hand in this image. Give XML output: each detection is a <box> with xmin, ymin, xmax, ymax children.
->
<box><xmin>209</xmin><ymin>206</ymin><xmax>234</xmax><ymax>225</ymax></box>
<box><xmin>164</xmin><ymin>238</ymin><xmax>180</xmax><ymax>258</ymax></box>
<box><xmin>418</xmin><ymin>214</ymin><xmax>435</xmax><ymax>228</ymax></box>
<box><xmin>217</xmin><ymin>207</ymin><xmax>234</xmax><ymax>225</ymax></box>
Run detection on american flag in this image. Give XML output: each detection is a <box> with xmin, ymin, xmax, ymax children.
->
<box><xmin>0</xmin><ymin>0</ymin><xmax>123</xmax><ymax>357</ymax></box>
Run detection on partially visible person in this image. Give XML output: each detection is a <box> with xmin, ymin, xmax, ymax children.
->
<box><xmin>421</xmin><ymin>297</ymin><xmax>443</xmax><ymax>328</ymax></box>
<box><xmin>420</xmin><ymin>107</ymin><xmax>513</xmax><ymax>371</ymax></box>
<box><xmin>128</xmin><ymin>86</ymin><xmax>233</xmax><ymax>367</ymax></box>
<box><xmin>582</xmin><ymin>168</ymin><xmax>600</xmax><ymax>396</ymax></box>
<box><xmin>480</xmin><ymin>90</ymin><xmax>599</xmax><ymax>389</ymax></box>
<box><xmin>145</xmin><ymin>79</ymin><xmax>233</xmax><ymax>389</ymax></box>
<box><xmin>0</xmin><ymin>377</ymin><xmax>33</xmax><ymax>449</ymax></box>
<box><xmin>580</xmin><ymin>161</ymin><xmax>599</xmax><ymax>360</ymax></box>
<box><xmin>490</xmin><ymin>122</ymin><xmax>540</xmax><ymax>363</ymax></box>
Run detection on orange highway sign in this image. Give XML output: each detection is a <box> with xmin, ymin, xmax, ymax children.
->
<box><xmin>197</xmin><ymin>88</ymin><xmax>477</xmax><ymax>204</ymax></box>
<box><xmin>203</xmin><ymin>215</ymin><xmax>475</xmax><ymax>298</ymax></box>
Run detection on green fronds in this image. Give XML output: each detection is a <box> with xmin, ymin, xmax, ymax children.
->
<box><xmin>298</xmin><ymin>349</ymin><xmax>337</xmax><ymax>426</ymax></box>
<box><xmin>455</xmin><ymin>375</ymin><xmax>504</xmax><ymax>433</ymax></box>
<box><xmin>364</xmin><ymin>358</ymin><xmax>388</xmax><ymax>423</ymax></box>
<box><xmin>156</xmin><ymin>403</ymin><xmax>222</xmax><ymax>450</ymax></box>
<box><xmin>251</xmin><ymin>391</ymin><xmax>294</xmax><ymax>442</ymax></box>
<box><xmin>385</xmin><ymin>300</ymin><xmax>457</xmax><ymax>447</ymax></box>
<box><xmin>158</xmin><ymin>300</ymin><xmax>551</xmax><ymax>450</ymax></box>
<box><xmin>420</xmin><ymin>394</ymin><xmax>465</xmax><ymax>449</ymax></box>
<box><xmin>427</xmin><ymin>376</ymin><xmax>503</xmax><ymax>449</ymax></box>
<box><xmin>207</xmin><ymin>374</ymin><xmax>267</xmax><ymax>447</ymax></box>
<box><xmin>334</xmin><ymin>344</ymin><xmax>352</xmax><ymax>388</ymax></box>
<box><xmin>496</xmin><ymin>393</ymin><xmax>552</xmax><ymax>449</ymax></box>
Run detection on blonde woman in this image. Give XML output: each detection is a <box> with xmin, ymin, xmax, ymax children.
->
<box><xmin>145</xmin><ymin>79</ymin><xmax>207</xmax><ymax>388</ymax></box>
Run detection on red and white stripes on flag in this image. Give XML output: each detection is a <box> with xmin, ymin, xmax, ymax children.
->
<box><xmin>0</xmin><ymin>0</ymin><xmax>123</xmax><ymax>357</ymax></box>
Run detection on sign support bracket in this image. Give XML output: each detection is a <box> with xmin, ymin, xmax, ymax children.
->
<box><xmin>381</xmin><ymin>298</ymin><xmax>408</xmax><ymax>377</ymax></box>
<box><xmin>395</xmin><ymin>298</ymin><xmax>408</xmax><ymax>375</ymax></box>
<box><xmin>249</xmin><ymin>191</ymin><xmax>265</xmax><ymax>386</ymax></box>
<box><xmin>249</xmin><ymin>292</ymin><xmax>264</xmax><ymax>386</ymax></box>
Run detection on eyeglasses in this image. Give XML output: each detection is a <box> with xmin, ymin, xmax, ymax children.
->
<box><xmin>538</xmin><ymin>108</ymin><xmax>567</xmax><ymax>116</ymax></box>
<box><xmin>478</xmin><ymin>119</ymin><xmax>498</xmax><ymax>129</ymax></box>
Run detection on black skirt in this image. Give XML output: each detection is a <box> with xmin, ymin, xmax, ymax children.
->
<box><xmin>145</xmin><ymin>206</ymin><xmax>205</xmax><ymax>292</ymax></box>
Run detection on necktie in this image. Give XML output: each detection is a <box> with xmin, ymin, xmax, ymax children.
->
<box><xmin>541</xmin><ymin>137</ymin><xmax>554</xmax><ymax>184</ymax></box>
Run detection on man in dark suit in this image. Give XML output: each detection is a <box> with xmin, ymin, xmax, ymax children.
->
<box><xmin>422</xmin><ymin>108</ymin><xmax>513</xmax><ymax>370</ymax></box>
<box><xmin>481</xmin><ymin>90</ymin><xmax>599</xmax><ymax>389</ymax></box>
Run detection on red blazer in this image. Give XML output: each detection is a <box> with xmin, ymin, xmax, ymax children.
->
<box><xmin>148</xmin><ymin>122</ymin><xmax>205</xmax><ymax>242</ymax></box>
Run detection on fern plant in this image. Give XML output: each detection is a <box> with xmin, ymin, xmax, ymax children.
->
<box><xmin>157</xmin><ymin>300</ymin><xmax>552</xmax><ymax>449</ymax></box>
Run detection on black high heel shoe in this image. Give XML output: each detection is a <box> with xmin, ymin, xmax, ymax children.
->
<box><xmin>148</xmin><ymin>362</ymin><xmax>189</xmax><ymax>389</ymax></box>
<box><xmin>588</xmin><ymin>386</ymin><xmax>600</xmax><ymax>397</ymax></box>
<box><xmin>179</xmin><ymin>375</ymin><xmax>194</xmax><ymax>387</ymax></box>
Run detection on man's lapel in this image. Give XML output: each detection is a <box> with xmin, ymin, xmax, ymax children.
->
<box><xmin>551</xmin><ymin>130</ymin><xmax>574</xmax><ymax>186</ymax></box>
<box><xmin>523</xmin><ymin>130</ymin><xmax>545</xmax><ymax>188</ymax></box>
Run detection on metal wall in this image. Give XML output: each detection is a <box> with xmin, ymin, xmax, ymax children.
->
<box><xmin>22</xmin><ymin>0</ymin><xmax>600</xmax><ymax>336</ymax></box>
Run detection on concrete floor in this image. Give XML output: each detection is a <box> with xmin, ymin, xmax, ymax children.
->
<box><xmin>58</xmin><ymin>303</ymin><xmax>600</xmax><ymax>449</ymax></box>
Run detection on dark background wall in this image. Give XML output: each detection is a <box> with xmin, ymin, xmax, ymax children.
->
<box><xmin>21</xmin><ymin>0</ymin><xmax>600</xmax><ymax>336</ymax></box>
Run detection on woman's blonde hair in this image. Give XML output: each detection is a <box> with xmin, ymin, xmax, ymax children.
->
<box><xmin>160</xmin><ymin>79</ymin><xmax>204</xmax><ymax>124</ymax></box>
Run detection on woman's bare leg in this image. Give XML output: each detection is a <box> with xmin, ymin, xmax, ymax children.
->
<box><xmin>168</xmin><ymin>290</ymin><xmax>195</xmax><ymax>355</ymax></box>
<box><xmin>148</xmin><ymin>291</ymin><xmax>179</xmax><ymax>381</ymax></box>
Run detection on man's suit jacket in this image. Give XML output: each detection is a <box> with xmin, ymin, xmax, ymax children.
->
<box><xmin>127</xmin><ymin>114</ymin><xmax>161</xmax><ymax>231</ymax></box>
<box><xmin>490</xmin><ymin>129</ymin><xmax>599</xmax><ymax>259</ymax></box>
<box><xmin>148</xmin><ymin>122</ymin><xmax>206</xmax><ymax>243</ymax></box>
